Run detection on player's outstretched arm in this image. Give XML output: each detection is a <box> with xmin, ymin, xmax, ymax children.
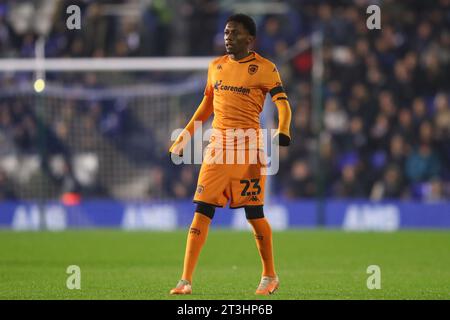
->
<box><xmin>169</xmin><ymin>95</ymin><xmax>214</xmax><ymax>156</ymax></box>
<box><xmin>272</xmin><ymin>98</ymin><xmax>292</xmax><ymax>146</ymax></box>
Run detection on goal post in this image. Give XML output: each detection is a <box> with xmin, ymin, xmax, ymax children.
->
<box><xmin>0</xmin><ymin>57</ymin><xmax>214</xmax><ymax>72</ymax></box>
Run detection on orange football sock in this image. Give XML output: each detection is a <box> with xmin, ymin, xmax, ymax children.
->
<box><xmin>248</xmin><ymin>217</ymin><xmax>276</xmax><ymax>277</ymax></box>
<box><xmin>181</xmin><ymin>212</ymin><xmax>212</xmax><ymax>283</ymax></box>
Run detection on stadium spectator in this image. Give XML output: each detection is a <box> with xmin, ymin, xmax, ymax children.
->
<box><xmin>434</xmin><ymin>93</ymin><xmax>450</xmax><ymax>140</ymax></box>
<box><xmin>424</xmin><ymin>178</ymin><xmax>446</xmax><ymax>202</ymax></box>
<box><xmin>147</xmin><ymin>166</ymin><xmax>172</xmax><ymax>199</ymax></box>
<box><xmin>387</xmin><ymin>134</ymin><xmax>409</xmax><ymax>169</ymax></box>
<box><xmin>257</xmin><ymin>16</ymin><xmax>285</xmax><ymax>59</ymax></box>
<box><xmin>405</xmin><ymin>143</ymin><xmax>441</xmax><ymax>184</ymax></box>
<box><xmin>396</xmin><ymin>108</ymin><xmax>415</xmax><ymax>145</ymax></box>
<box><xmin>285</xmin><ymin>159</ymin><xmax>315</xmax><ymax>198</ymax></box>
<box><xmin>0</xmin><ymin>168</ymin><xmax>16</xmax><ymax>200</ymax></box>
<box><xmin>0</xmin><ymin>0</ymin><xmax>449</xmax><ymax>201</ymax></box>
<box><xmin>370</xmin><ymin>165</ymin><xmax>408</xmax><ymax>200</ymax></box>
<box><xmin>333</xmin><ymin>162</ymin><xmax>365</xmax><ymax>198</ymax></box>
<box><xmin>184</xmin><ymin>0</ymin><xmax>219</xmax><ymax>56</ymax></box>
<box><xmin>171</xmin><ymin>166</ymin><xmax>197</xmax><ymax>199</ymax></box>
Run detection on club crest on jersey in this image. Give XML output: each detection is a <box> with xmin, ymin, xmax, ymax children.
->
<box><xmin>248</xmin><ymin>64</ymin><xmax>258</xmax><ymax>75</ymax></box>
<box><xmin>196</xmin><ymin>185</ymin><xmax>205</xmax><ymax>194</ymax></box>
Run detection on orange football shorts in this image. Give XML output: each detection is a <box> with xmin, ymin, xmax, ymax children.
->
<box><xmin>193</xmin><ymin>146</ymin><xmax>267</xmax><ymax>208</ymax></box>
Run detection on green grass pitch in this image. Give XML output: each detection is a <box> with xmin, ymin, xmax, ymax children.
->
<box><xmin>0</xmin><ymin>229</ymin><xmax>449</xmax><ymax>299</ymax></box>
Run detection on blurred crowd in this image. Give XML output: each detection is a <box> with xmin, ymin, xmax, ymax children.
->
<box><xmin>276</xmin><ymin>0</ymin><xmax>450</xmax><ymax>201</ymax></box>
<box><xmin>0</xmin><ymin>0</ymin><xmax>450</xmax><ymax>201</ymax></box>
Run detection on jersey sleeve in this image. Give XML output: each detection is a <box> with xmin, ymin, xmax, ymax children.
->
<box><xmin>261</xmin><ymin>64</ymin><xmax>288</xmax><ymax>102</ymax></box>
<box><xmin>204</xmin><ymin>62</ymin><xmax>214</xmax><ymax>97</ymax></box>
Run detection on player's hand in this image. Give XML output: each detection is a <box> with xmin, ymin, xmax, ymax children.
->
<box><xmin>272</xmin><ymin>132</ymin><xmax>291</xmax><ymax>146</ymax></box>
<box><xmin>169</xmin><ymin>141</ymin><xmax>184</xmax><ymax>159</ymax></box>
<box><xmin>169</xmin><ymin>142</ymin><xmax>183</xmax><ymax>156</ymax></box>
<box><xmin>169</xmin><ymin>130</ymin><xmax>192</xmax><ymax>161</ymax></box>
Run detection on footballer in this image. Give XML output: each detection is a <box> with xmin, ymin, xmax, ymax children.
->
<box><xmin>169</xmin><ymin>13</ymin><xmax>292</xmax><ymax>295</ymax></box>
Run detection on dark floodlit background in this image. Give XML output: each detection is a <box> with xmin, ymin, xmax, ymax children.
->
<box><xmin>0</xmin><ymin>0</ymin><xmax>449</xmax><ymax>230</ymax></box>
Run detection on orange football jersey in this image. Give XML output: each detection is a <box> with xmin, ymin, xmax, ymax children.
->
<box><xmin>191</xmin><ymin>52</ymin><xmax>288</xmax><ymax>207</ymax></box>
<box><xmin>204</xmin><ymin>51</ymin><xmax>288</xmax><ymax>150</ymax></box>
<box><xmin>205</xmin><ymin>51</ymin><xmax>287</xmax><ymax>129</ymax></box>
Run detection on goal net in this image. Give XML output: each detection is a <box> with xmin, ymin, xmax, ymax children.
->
<box><xmin>0</xmin><ymin>57</ymin><xmax>275</xmax><ymax>202</ymax></box>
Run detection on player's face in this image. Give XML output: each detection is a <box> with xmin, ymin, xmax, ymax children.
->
<box><xmin>224</xmin><ymin>22</ymin><xmax>253</xmax><ymax>56</ymax></box>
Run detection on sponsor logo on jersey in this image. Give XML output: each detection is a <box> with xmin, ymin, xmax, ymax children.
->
<box><xmin>214</xmin><ymin>80</ymin><xmax>250</xmax><ymax>95</ymax></box>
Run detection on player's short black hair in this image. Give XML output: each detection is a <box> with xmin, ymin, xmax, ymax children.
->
<box><xmin>226</xmin><ymin>13</ymin><xmax>256</xmax><ymax>37</ymax></box>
